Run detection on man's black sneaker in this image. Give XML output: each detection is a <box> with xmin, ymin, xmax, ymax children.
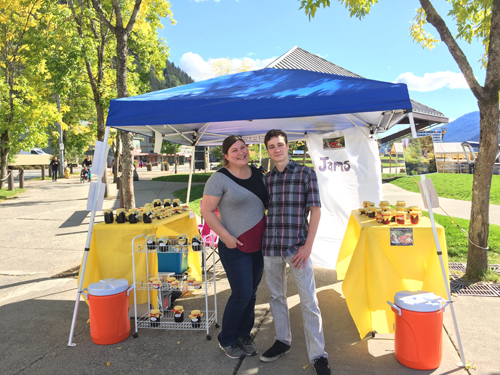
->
<box><xmin>237</xmin><ymin>337</ymin><xmax>258</xmax><ymax>356</ymax></box>
<box><xmin>219</xmin><ymin>343</ymin><xmax>245</xmax><ymax>359</ymax></box>
<box><xmin>313</xmin><ymin>356</ymin><xmax>331</xmax><ymax>375</ymax></box>
<box><xmin>259</xmin><ymin>340</ymin><xmax>291</xmax><ymax>362</ymax></box>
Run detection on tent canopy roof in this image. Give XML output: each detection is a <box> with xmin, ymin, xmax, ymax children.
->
<box><xmin>107</xmin><ymin>68</ymin><xmax>412</xmax><ymax>146</ymax></box>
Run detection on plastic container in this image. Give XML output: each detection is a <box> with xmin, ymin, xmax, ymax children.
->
<box><xmin>83</xmin><ymin>278</ymin><xmax>133</xmax><ymax>345</ymax></box>
<box><xmin>158</xmin><ymin>251</ymin><xmax>188</xmax><ymax>273</ymax></box>
<box><xmin>388</xmin><ymin>290</ymin><xmax>449</xmax><ymax>370</ymax></box>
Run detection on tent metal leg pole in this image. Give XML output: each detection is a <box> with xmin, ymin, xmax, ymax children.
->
<box><xmin>421</xmin><ymin>175</ymin><xmax>466</xmax><ymax>367</ymax></box>
<box><xmin>68</xmin><ymin>126</ymin><xmax>110</xmax><ymax>346</ymax></box>
<box><xmin>186</xmin><ymin>146</ymin><xmax>195</xmax><ymax>205</ymax></box>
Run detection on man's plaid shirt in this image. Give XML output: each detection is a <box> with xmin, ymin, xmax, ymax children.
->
<box><xmin>262</xmin><ymin>160</ymin><xmax>321</xmax><ymax>257</ymax></box>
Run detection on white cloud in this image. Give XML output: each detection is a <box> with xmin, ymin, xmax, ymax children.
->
<box><xmin>179</xmin><ymin>53</ymin><xmax>276</xmax><ymax>81</ymax></box>
<box><xmin>394</xmin><ymin>71</ymin><xmax>469</xmax><ymax>92</ymax></box>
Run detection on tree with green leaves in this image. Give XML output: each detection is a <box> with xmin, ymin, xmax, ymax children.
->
<box><xmin>0</xmin><ymin>0</ymin><xmax>62</xmax><ymax>188</ymax></box>
<box><xmin>299</xmin><ymin>0</ymin><xmax>500</xmax><ymax>279</ymax></box>
<box><xmin>91</xmin><ymin>0</ymin><xmax>174</xmax><ymax>209</ymax></box>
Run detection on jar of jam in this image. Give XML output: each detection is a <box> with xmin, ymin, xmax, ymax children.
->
<box><xmin>189</xmin><ymin>310</ymin><xmax>203</xmax><ymax>328</ymax></box>
<box><xmin>163</xmin><ymin>199</ymin><xmax>171</xmax><ymax>207</ymax></box>
<box><xmin>375</xmin><ymin>209</ymin><xmax>383</xmax><ymax>223</ymax></box>
<box><xmin>187</xmin><ymin>276</ymin><xmax>196</xmax><ymax>287</ymax></box>
<box><xmin>153</xmin><ymin>199</ymin><xmax>162</xmax><ymax>208</ymax></box>
<box><xmin>157</xmin><ymin>236</ymin><xmax>169</xmax><ymax>253</ymax></box>
<box><xmin>171</xmin><ymin>280</ymin><xmax>180</xmax><ymax>291</ymax></box>
<box><xmin>143</xmin><ymin>210</ymin><xmax>153</xmax><ymax>223</ymax></box>
<box><xmin>103</xmin><ymin>209</ymin><xmax>114</xmax><ymax>224</ymax></box>
<box><xmin>396</xmin><ymin>201</ymin><xmax>406</xmax><ymax>211</ymax></box>
<box><xmin>149</xmin><ymin>277</ymin><xmax>162</xmax><ymax>290</ymax></box>
<box><xmin>145</xmin><ymin>233</ymin><xmax>156</xmax><ymax>251</ymax></box>
<box><xmin>149</xmin><ymin>309</ymin><xmax>162</xmax><ymax>327</ymax></box>
<box><xmin>390</xmin><ymin>209</ymin><xmax>397</xmax><ymax>222</ymax></box>
<box><xmin>396</xmin><ymin>210</ymin><xmax>406</xmax><ymax>225</ymax></box>
<box><xmin>382</xmin><ymin>212</ymin><xmax>392</xmax><ymax>225</ymax></box>
<box><xmin>362</xmin><ymin>201</ymin><xmax>369</xmax><ymax>208</ymax></box>
<box><xmin>173</xmin><ymin>305</ymin><xmax>184</xmax><ymax>323</ymax></box>
<box><xmin>172</xmin><ymin>198</ymin><xmax>181</xmax><ymax>207</ymax></box>
<box><xmin>115</xmin><ymin>208</ymin><xmax>126</xmax><ymax>223</ymax></box>
<box><xmin>367</xmin><ymin>207</ymin><xmax>376</xmax><ymax>218</ymax></box>
<box><xmin>191</xmin><ymin>235</ymin><xmax>202</xmax><ymax>251</ymax></box>
<box><xmin>128</xmin><ymin>209</ymin><xmax>138</xmax><ymax>224</ymax></box>
<box><xmin>410</xmin><ymin>210</ymin><xmax>420</xmax><ymax>225</ymax></box>
<box><xmin>166</xmin><ymin>276</ymin><xmax>177</xmax><ymax>287</ymax></box>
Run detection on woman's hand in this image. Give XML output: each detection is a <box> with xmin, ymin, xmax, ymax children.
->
<box><xmin>221</xmin><ymin>234</ymin><xmax>243</xmax><ymax>249</ymax></box>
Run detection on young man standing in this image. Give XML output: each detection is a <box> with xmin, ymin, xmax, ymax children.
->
<box><xmin>260</xmin><ymin>129</ymin><xmax>331</xmax><ymax>375</ymax></box>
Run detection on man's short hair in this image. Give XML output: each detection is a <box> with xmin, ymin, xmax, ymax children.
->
<box><xmin>264</xmin><ymin>129</ymin><xmax>288</xmax><ymax>148</ymax></box>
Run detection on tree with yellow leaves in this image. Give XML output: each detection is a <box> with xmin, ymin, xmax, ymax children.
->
<box><xmin>0</xmin><ymin>0</ymin><xmax>61</xmax><ymax>188</ymax></box>
<box><xmin>299</xmin><ymin>0</ymin><xmax>500</xmax><ymax>279</ymax></box>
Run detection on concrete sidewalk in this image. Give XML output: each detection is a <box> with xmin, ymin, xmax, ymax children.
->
<box><xmin>0</xmin><ymin>172</ymin><xmax>497</xmax><ymax>374</ymax></box>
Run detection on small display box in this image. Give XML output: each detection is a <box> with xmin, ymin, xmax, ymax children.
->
<box><xmin>158</xmin><ymin>252</ymin><xmax>188</xmax><ymax>274</ymax></box>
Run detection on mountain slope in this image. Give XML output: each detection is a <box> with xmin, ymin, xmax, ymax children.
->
<box><xmin>442</xmin><ymin>111</ymin><xmax>500</xmax><ymax>143</ymax></box>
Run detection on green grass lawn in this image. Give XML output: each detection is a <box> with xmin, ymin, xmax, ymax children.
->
<box><xmin>382</xmin><ymin>173</ymin><xmax>500</xmax><ymax>205</ymax></box>
<box><xmin>0</xmin><ymin>187</ymin><xmax>25</xmax><ymax>202</ymax></box>
<box><xmin>422</xmin><ymin>210</ymin><xmax>500</xmax><ymax>264</ymax></box>
<box><xmin>152</xmin><ymin>173</ymin><xmax>213</xmax><ymax>183</ymax></box>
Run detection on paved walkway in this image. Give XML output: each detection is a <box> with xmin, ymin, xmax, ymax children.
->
<box><xmin>0</xmin><ymin>172</ymin><xmax>498</xmax><ymax>374</ymax></box>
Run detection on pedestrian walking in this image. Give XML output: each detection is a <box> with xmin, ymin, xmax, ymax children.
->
<box><xmin>50</xmin><ymin>157</ymin><xmax>59</xmax><ymax>182</ymax></box>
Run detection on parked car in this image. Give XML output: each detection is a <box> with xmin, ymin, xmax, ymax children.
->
<box><xmin>19</xmin><ymin>148</ymin><xmax>49</xmax><ymax>155</ymax></box>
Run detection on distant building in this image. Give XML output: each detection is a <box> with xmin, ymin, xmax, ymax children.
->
<box><xmin>417</xmin><ymin>129</ymin><xmax>446</xmax><ymax>143</ymax></box>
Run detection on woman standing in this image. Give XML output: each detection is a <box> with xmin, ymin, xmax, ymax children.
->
<box><xmin>201</xmin><ymin>135</ymin><xmax>268</xmax><ymax>359</ymax></box>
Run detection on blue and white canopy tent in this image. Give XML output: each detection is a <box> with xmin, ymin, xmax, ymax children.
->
<box><xmin>69</xmin><ymin>67</ymin><xmax>417</xmax><ymax>345</ymax></box>
<box><xmin>106</xmin><ymin>68</ymin><xmax>412</xmax><ymax>145</ymax></box>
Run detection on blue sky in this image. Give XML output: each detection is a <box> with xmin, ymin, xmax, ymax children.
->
<box><xmin>158</xmin><ymin>0</ymin><xmax>486</xmax><ymax>125</ymax></box>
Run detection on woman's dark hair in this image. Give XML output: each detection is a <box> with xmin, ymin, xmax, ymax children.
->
<box><xmin>222</xmin><ymin>135</ymin><xmax>246</xmax><ymax>166</ymax></box>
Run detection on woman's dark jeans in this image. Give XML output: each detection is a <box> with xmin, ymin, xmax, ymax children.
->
<box><xmin>217</xmin><ymin>240</ymin><xmax>264</xmax><ymax>347</ymax></box>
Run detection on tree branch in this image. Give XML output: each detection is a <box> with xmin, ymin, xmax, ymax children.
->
<box><xmin>125</xmin><ymin>0</ymin><xmax>143</xmax><ymax>35</ymax></box>
<box><xmin>419</xmin><ymin>0</ymin><xmax>486</xmax><ymax>101</ymax></box>
<box><xmin>91</xmin><ymin>0</ymin><xmax>116</xmax><ymax>34</ymax></box>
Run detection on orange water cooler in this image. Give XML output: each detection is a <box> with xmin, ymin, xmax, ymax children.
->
<box><xmin>83</xmin><ymin>278</ymin><xmax>134</xmax><ymax>345</ymax></box>
<box><xmin>388</xmin><ymin>290</ymin><xmax>449</xmax><ymax>370</ymax></box>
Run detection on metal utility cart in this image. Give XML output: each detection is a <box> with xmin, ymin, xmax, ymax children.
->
<box><xmin>131</xmin><ymin>233</ymin><xmax>219</xmax><ymax>340</ymax></box>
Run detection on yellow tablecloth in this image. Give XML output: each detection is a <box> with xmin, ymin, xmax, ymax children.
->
<box><xmin>337</xmin><ymin>210</ymin><xmax>449</xmax><ymax>339</ymax></box>
<box><xmin>79</xmin><ymin>211</ymin><xmax>201</xmax><ymax>306</ymax></box>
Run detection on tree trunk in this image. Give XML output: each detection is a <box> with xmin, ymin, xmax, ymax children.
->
<box><xmin>113</xmin><ymin>133</ymin><xmax>120</xmax><ymax>183</ymax></box>
<box><xmin>175</xmin><ymin>153</ymin><xmax>178</xmax><ymax>174</ymax></box>
<box><xmin>466</xmin><ymin>101</ymin><xmax>500</xmax><ymax>279</ymax></box>
<box><xmin>114</xmin><ymin>28</ymin><xmax>136</xmax><ymax>208</ymax></box>
<box><xmin>0</xmin><ymin>131</ymin><xmax>10</xmax><ymax>190</ymax></box>
<box><xmin>120</xmin><ymin>131</ymin><xmax>135</xmax><ymax>209</ymax></box>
